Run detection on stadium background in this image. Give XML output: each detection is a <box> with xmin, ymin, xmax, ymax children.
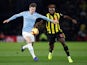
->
<box><xmin>0</xmin><ymin>0</ymin><xmax>87</xmax><ymax>42</ymax></box>
<box><xmin>0</xmin><ymin>0</ymin><xmax>87</xmax><ymax>65</ymax></box>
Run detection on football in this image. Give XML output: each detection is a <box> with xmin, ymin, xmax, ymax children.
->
<box><xmin>31</xmin><ymin>28</ymin><xmax>39</xmax><ymax>35</ymax></box>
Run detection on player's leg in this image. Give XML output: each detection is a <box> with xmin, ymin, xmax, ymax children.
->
<box><xmin>49</xmin><ymin>42</ymin><xmax>54</xmax><ymax>53</ymax></box>
<box><xmin>47</xmin><ymin>35</ymin><xmax>55</xmax><ymax>60</ymax></box>
<box><xmin>58</xmin><ymin>34</ymin><xmax>73</xmax><ymax>63</ymax></box>
<box><xmin>58</xmin><ymin>37</ymin><xmax>70</xmax><ymax>56</ymax></box>
<box><xmin>22</xmin><ymin>32</ymin><xmax>38</xmax><ymax>61</ymax></box>
<box><xmin>48</xmin><ymin>41</ymin><xmax>55</xmax><ymax>60</ymax></box>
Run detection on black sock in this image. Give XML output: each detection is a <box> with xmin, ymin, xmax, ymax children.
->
<box><xmin>49</xmin><ymin>50</ymin><xmax>52</xmax><ymax>53</ymax></box>
<box><xmin>49</xmin><ymin>43</ymin><xmax>54</xmax><ymax>53</ymax></box>
<box><xmin>64</xmin><ymin>46</ymin><xmax>70</xmax><ymax>56</ymax></box>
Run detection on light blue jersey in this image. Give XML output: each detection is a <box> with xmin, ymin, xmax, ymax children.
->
<box><xmin>8</xmin><ymin>11</ymin><xmax>53</xmax><ymax>32</ymax></box>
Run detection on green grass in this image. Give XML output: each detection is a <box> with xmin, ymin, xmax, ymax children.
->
<box><xmin>0</xmin><ymin>41</ymin><xmax>87</xmax><ymax>65</ymax></box>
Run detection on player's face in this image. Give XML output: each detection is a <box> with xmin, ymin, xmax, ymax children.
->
<box><xmin>49</xmin><ymin>8</ymin><xmax>55</xmax><ymax>14</ymax></box>
<box><xmin>29</xmin><ymin>7</ymin><xmax>36</xmax><ymax>13</ymax></box>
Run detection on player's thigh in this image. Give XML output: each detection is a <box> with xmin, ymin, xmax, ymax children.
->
<box><xmin>57</xmin><ymin>33</ymin><xmax>66</xmax><ymax>44</ymax></box>
<box><xmin>22</xmin><ymin>32</ymin><xmax>35</xmax><ymax>43</ymax></box>
<box><xmin>47</xmin><ymin>34</ymin><xmax>55</xmax><ymax>43</ymax></box>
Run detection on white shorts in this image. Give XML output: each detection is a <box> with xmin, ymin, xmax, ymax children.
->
<box><xmin>22</xmin><ymin>32</ymin><xmax>35</xmax><ymax>42</ymax></box>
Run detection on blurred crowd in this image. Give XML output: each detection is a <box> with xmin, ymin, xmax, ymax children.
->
<box><xmin>0</xmin><ymin>0</ymin><xmax>87</xmax><ymax>41</ymax></box>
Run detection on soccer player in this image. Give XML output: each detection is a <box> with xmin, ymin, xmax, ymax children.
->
<box><xmin>46</xmin><ymin>4</ymin><xmax>77</xmax><ymax>63</ymax></box>
<box><xmin>3</xmin><ymin>3</ymin><xmax>58</xmax><ymax>61</ymax></box>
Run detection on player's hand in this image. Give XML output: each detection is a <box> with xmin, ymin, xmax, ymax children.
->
<box><xmin>72</xmin><ymin>19</ymin><xmax>77</xmax><ymax>24</ymax></box>
<box><xmin>53</xmin><ymin>20</ymin><xmax>59</xmax><ymax>24</ymax></box>
<box><xmin>3</xmin><ymin>20</ymin><xmax>9</xmax><ymax>23</ymax></box>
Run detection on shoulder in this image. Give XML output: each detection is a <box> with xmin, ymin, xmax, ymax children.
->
<box><xmin>56</xmin><ymin>13</ymin><xmax>64</xmax><ymax>16</ymax></box>
<box><xmin>46</xmin><ymin>13</ymin><xmax>50</xmax><ymax>16</ymax></box>
<box><xmin>18</xmin><ymin>11</ymin><xmax>29</xmax><ymax>16</ymax></box>
<box><xmin>35</xmin><ymin>12</ymin><xmax>40</xmax><ymax>15</ymax></box>
<box><xmin>34</xmin><ymin>12</ymin><xmax>43</xmax><ymax>16</ymax></box>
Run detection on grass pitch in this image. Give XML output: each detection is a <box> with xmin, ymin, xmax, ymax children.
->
<box><xmin>0</xmin><ymin>41</ymin><xmax>87</xmax><ymax>65</ymax></box>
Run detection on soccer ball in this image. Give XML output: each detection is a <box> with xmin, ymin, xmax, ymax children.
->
<box><xmin>31</xmin><ymin>28</ymin><xmax>39</xmax><ymax>35</ymax></box>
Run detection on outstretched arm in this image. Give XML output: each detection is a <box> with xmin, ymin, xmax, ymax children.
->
<box><xmin>38</xmin><ymin>14</ymin><xmax>59</xmax><ymax>24</ymax></box>
<box><xmin>63</xmin><ymin>15</ymin><xmax>77</xmax><ymax>24</ymax></box>
<box><xmin>3</xmin><ymin>12</ymin><xmax>23</xmax><ymax>23</ymax></box>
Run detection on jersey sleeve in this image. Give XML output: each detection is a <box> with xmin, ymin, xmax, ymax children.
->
<box><xmin>7</xmin><ymin>12</ymin><xmax>23</xmax><ymax>21</ymax></box>
<box><xmin>37</xmin><ymin>13</ymin><xmax>54</xmax><ymax>22</ymax></box>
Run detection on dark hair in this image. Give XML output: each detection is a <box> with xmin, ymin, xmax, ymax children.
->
<box><xmin>29</xmin><ymin>3</ymin><xmax>37</xmax><ymax>7</ymax></box>
<box><xmin>48</xmin><ymin>4</ymin><xmax>56</xmax><ymax>8</ymax></box>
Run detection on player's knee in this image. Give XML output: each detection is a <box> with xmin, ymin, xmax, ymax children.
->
<box><xmin>49</xmin><ymin>43</ymin><xmax>54</xmax><ymax>50</ymax></box>
<box><xmin>49</xmin><ymin>42</ymin><xmax>54</xmax><ymax>45</ymax></box>
<box><xmin>25</xmin><ymin>37</ymin><xmax>32</xmax><ymax>43</ymax></box>
<box><xmin>59</xmin><ymin>38</ymin><xmax>65</xmax><ymax>43</ymax></box>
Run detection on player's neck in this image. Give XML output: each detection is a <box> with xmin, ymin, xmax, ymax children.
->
<box><xmin>29</xmin><ymin>11</ymin><xmax>35</xmax><ymax>15</ymax></box>
<box><xmin>49</xmin><ymin>12</ymin><xmax>56</xmax><ymax>16</ymax></box>
<box><xmin>50</xmin><ymin>13</ymin><xmax>54</xmax><ymax>16</ymax></box>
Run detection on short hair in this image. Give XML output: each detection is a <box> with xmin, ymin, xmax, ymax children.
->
<box><xmin>29</xmin><ymin>3</ymin><xmax>37</xmax><ymax>8</ymax></box>
<box><xmin>48</xmin><ymin>4</ymin><xmax>56</xmax><ymax>8</ymax></box>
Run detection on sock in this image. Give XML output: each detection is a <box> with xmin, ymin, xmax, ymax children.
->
<box><xmin>27</xmin><ymin>43</ymin><xmax>36</xmax><ymax>59</ymax></box>
<box><xmin>49</xmin><ymin>42</ymin><xmax>54</xmax><ymax>53</ymax></box>
<box><xmin>64</xmin><ymin>46</ymin><xmax>70</xmax><ymax>56</ymax></box>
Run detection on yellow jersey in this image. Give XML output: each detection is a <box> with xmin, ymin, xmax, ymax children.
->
<box><xmin>46</xmin><ymin>12</ymin><xmax>62</xmax><ymax>34</ymax></box>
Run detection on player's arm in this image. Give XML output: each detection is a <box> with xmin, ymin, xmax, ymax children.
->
<box><xmin>61</xmin><ymin>13</ymin><xmax>77</xmax><ymax>24</ymax></box>
<box><xmin>37</xmin><ymin>13</ymin><xmax>59</xmax><ymax>24</ymax></box>
<box><xmin>34</xmin><ymin>20</ymin><xmax>43</xmax><ymax>28</ymax></box>
<box><xmin>3</xmin><ymin>12</ymin><xmax>23</xmax><ymax>23</ymax></box>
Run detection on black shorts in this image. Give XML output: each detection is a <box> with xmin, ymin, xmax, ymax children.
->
<box><xmin>47</xmin><ymin>32</ymin><xmax>65</xmax><ymax>43</ymax></box>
